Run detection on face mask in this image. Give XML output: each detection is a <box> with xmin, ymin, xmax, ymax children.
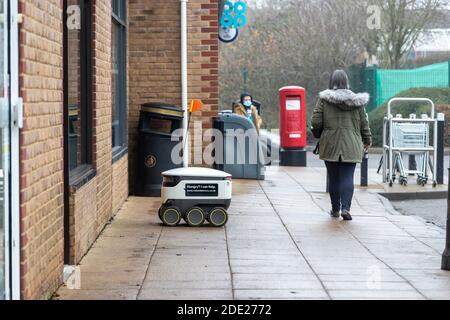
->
<box><xmin>243</xmin><ymin>101</ymin><xmax>252</xmax><ymax>108</ymax></box>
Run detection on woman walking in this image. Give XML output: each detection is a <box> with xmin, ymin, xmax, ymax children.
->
<box><xmin>312</xmin><ymin>70</ymin><xmax>372</xmax><ymax>221</ymax></box>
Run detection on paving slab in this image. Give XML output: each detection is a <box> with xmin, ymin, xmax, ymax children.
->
<box><xmin>233</xmin><ymin>279</ymin><xmax>324</xmax><ymax>290</ymax></box>
<box><xmin>328</xmin><ymin>290</ymin><xmax>425</xmax><ymax>300</ymax></box>
<box><xmin>55</xmin><ymin>167</ymin><xmax>450</xmax><ymax>300</ymax></box>
<box><xmin>144</xmin><ymin>271</ymin><xmax>231</xmax><ymax>282</ymax></box>
<box><xmin>138</xmin><ymin>289</ymin><xmax>232</xmax><ymax>300</ymax></box>
<box><xmin>141</xmin><ymin>280</ymin><xmax>232</xmax><ymax>290</ymax></box>
<box><xmin>55</xmin><ymin>288</ymin><xmax>140</xmax><ymax>300</ymax></box>
<box><xmin>234</xmin><ymin>289</ymin><xmax>329</xmax><ymax>300</ymax></box>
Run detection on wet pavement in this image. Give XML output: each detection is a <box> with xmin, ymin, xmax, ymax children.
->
<box><xmin>55</xmin><ymin>166</ymin><xmax>450</xmax><ymax>300</ymax></box>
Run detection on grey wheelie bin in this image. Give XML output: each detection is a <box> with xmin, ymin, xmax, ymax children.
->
<box><xmin>213</xmin><ymin>111</ymin><xmax>265</xmax><ymax>180</ymax></box>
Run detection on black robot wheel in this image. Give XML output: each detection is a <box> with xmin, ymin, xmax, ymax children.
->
<box><xmin>185</xmin><ymin>207</ymin><xmax>206</xmax><ymax>227</ymax></box>
<box><xmin>207</xmin><ymin>207</ymin><xmax>228</xmax><ymax>227</ymax></box>
<box><xmin>161</xmin><ymin>206</ymin><xmax>182</xmax><ymax>226</ymax></box>
<box><xmin>158</xmin><ymin>206</ymin><xmax>163</xmax><ymax>221</ymax></box>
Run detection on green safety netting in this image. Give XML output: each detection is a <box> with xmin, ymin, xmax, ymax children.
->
<box><xmin>376</xmin><ymin>61</ymin><xmax>449</xmax><ymax>106</ymax></box>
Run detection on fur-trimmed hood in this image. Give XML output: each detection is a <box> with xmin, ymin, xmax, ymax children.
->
<box><xmin>319</xmin><ymin>89</ymin><xmax>369</xmax><ymax>111</ymax></box>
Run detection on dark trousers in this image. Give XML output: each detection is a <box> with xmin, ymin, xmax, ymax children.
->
<box><xmin>325</xmin><ymin>160</ymin><xmax>357</xmax><ymax>212</ymax></box>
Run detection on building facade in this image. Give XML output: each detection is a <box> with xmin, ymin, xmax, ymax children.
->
<box><xmin>0</xmin><ymin>0</ymin><xmax>219</xmax><ymax>300</ymax></box>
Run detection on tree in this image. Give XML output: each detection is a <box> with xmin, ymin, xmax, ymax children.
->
<box><xmin>219</xmin><ymin>0</ymin><xmax>445</xmax><ymax>129</ymax></box>
<box><xmin>220</xmin><ymin>0</ymin><xmax>375</xmax><ymax>129</ymax></box>
<box><xmin>375</xmin><ymin>0</ymin><xmax>446</xmax><ymax>69</ymax></box>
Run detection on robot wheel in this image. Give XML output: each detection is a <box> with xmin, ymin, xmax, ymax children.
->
<box><xmin>207</xmin><ymin>207</ymin><xmax>229</xmax><ymax>227</ymax></box>
<box><xmin>185</xmin><ymin>207</ymin><xmax>206</xmax><ymax>227</ymax></box>
<box><xmin>160</xmin><ymin>206</ymin><xmax>182</xmax><ymax>226</ymax></box>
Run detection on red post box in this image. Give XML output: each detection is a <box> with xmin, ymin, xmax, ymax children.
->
<box><xmin>279</xmin><ymin>86</ymin><xmax>307</xmax><ymax>166</ymax></box>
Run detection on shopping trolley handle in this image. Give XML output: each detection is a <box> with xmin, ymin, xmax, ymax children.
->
<box><xmin>387</xmin><ymin>98</ymin><xmax>435</xmax><ymax>120</ymax></box>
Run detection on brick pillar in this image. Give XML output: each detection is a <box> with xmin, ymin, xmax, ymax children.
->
<box><xmin>18</xmin><ymin>0</ymin><xmax>65</xmax><ymax>300</ymax></box>
<box><xmin>128</xmin><ymin>0</ymin><xmax>219</xmax><ymax>193</ymax></box>
<box><xmin>188</xmin><ymin>0</ymin><xmax>219</xmax><ymax>164</ymax></box>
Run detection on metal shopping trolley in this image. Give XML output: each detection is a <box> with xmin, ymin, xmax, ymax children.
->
<box><xmin>381</xmin><ymin>98</ymin><xmax>437</xmax><ymax>187</ymax></box>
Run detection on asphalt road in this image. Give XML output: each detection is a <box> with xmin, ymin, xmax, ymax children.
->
<box><xmin>391</xmin><ymin>199</ymin><xmax>447</xmax><ymax>229</ymax></box>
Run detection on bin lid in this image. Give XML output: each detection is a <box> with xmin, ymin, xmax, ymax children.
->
<box><xmin>141</xmin><ymin>102</ymin><xmax>184</xmax><ymax>118</ymax></box>
<box><xmin>215</xmin><ymin>112</ymin><xmax>257</xmax><ymax>130</ymax></box>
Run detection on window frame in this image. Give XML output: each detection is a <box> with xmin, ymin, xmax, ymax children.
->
<box><xmin>111</xmin><ymin>1</ymin><xmax>128</xmax><ymax>162</ymax></box>
<box><xmin>63</xmin><ymin>0</ymin><xmax>94</xmax><ymax>186</ymax></box>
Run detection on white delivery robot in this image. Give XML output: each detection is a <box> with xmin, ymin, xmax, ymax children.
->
<box><xmin>159</xmin><ymin>9</ymin><xmax>233</xmax><ymax>227</ymax></box>
<box><xmin>159</xmin><ymin>167</ymin><xmax>232</xmax><ymax>227</ymax></box>
<box><xmin>157</xmin><ymin>97</ymin><xmax>232</xmax><ymax>227</ymax></box>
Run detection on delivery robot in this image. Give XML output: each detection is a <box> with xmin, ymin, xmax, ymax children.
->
<box><xmin>159</xmin><ymin>167</ymin><xmax>232</xmax><ymax>227</ymax></box>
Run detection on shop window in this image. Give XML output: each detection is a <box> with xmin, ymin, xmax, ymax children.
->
<box><xmin>64</xmin><ymin>0</ymin><xmax>93</xmax><ymax>181</ymax></box>
<box><xmin>112</xmin><ymin>0</ymin><xmax>127</xmax><ymax>160</ymax></box>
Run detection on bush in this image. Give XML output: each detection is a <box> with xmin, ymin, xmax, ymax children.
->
<box><xmin>368</xmin><ymin>87</ymin><xmax>450</xmax><ymax>146</ymax></box>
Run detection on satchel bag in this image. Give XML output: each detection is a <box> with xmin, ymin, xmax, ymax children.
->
<box><xmin>311</xmin><ymin>126</ymin><xmax>323</xmax><ymax>139</ymax></box>
<box><xmin>311</xmin><ymin>100</ymin><xmax>324</xmax><ymax>155</ymax></box>
<box><xmin>311</xmin><ymin>124</ymin><xmax>322</xmax><ymax>156</ymax></box>
<box><xmin>313</xmin><ymin>141</ymin><xmax>320</xmax><ymax>155</ymax></box>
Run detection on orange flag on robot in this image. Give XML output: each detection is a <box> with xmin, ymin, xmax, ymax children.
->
<box><xmin>189</xmin><ymin>99</ymin><xmax>204</xmax><ymax>113</ymax></box>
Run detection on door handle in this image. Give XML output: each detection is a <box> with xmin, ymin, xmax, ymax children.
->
<box><xmin>12</xmin><ymin>97</ymin><xmax>23</xmax><ymax>129</ymax></box>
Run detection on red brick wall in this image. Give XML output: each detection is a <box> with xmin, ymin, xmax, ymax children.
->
<box><xmin>18</xmin><ymin>0</ymin><xmax>65</xmax><ymax>300</ymax></box>
<box><xmin>128</xmin><ymin>0</ymin><xmax>180</xmax><ymax>193</ymax></box>
<box><xmin>128</xmin><ymin>0</ymin><xmax>219</xmax><ymax>192</ymax></box>
<box><xmin>188</xmin><ymin>0</ymin><xmax>220</xmax><ymax>160</ymax></box>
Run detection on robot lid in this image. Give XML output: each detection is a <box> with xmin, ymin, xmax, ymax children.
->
<box><xmin>162</xmin><ymin>167</ymin><xmax>232</xmax><ymax>179</ymax></box>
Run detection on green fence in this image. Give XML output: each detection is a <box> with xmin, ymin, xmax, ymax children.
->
<box><xmin>348</xmin><ymin>63</ymin><xmax>378</xmax><ymax>111</ymax></box>
<box><xmin>349</xmin><ymin>59</ymin><xmax>450</xmax><ymax>112</ymax></box>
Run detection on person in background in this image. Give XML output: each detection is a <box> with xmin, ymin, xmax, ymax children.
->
<box><xmin>311</xmin><ymin>70</ymin><xmax>372</xmax><ymax>221</ymax></box>
<box><xmin>234</xmin><ymin>93</ymin><xmax>263</xmax><ymax>133</ymax></box>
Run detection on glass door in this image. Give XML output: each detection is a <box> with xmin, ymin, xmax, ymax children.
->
<box><xmin>0</xmin><ymin>0</ymin><xmax>9</xmax><ymax>300</ymax></box>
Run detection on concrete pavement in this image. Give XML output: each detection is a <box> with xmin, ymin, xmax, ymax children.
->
<box><xmin>55</xmin><ymin>166</ymin><xmax>450</xmax><ymax>300</ymax></box>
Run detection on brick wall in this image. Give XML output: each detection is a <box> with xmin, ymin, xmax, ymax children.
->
<box><xmin>68</xmin><ymin>0</ymin><xmax>115</xmax><ymax>265</ymax></box>
<box><xmin>187</xmin><ymin>0</ymin><xmax>220</xmax><ymax>161</ymax></box>
<box><xmin>128</xmin><ymin>0</ymin><xmax>219</xmax><ymax>193</ymax></box>
<box><xmin>92</xmin><ymin>0</ymin><xmax>113</xmax><ymax>232</ymax></box>
<box><xmin>19</xmin><ymin>0</ymin><xmax>130</xmax><ymax>298</ymax></box>
<box><xmin>17</xmin><ymin>0</ymin><xmax>216</xmax><ymax>299</ymax></box>
<box><xmin>112</xmin><ymin>155</ymin><xmax>129</xmax><ymax>215</ymax></box>
<box><xmin>68</xmin><ymin>180</ymin><xmax>97</xmax><ymax>264</ymax></box>
<box><xmin>18</xmin><ymin>0</ymin><xmax>65</xmax><ymax>300</ymax></box>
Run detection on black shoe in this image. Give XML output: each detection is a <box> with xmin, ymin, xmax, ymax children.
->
<box><xmin>329</xmin><ymin>210</ymin><xmax>340</xmax><ymax>218</ymax></box>
<box><xmin>341</xmin><ymin>210</ymin><xmax>352</xmax><ymax>221</ymax></box>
